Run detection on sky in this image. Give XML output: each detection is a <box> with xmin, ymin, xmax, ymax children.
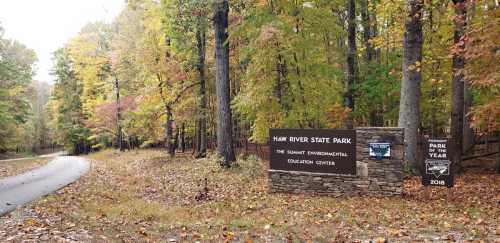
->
<box><xmin>0</xmin><ymin>0</ymin><xmax>125</xmax><ymax>84</ymax></box>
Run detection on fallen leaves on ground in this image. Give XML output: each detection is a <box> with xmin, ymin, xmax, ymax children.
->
<box><xmin>1</xmin><ymin>149</ymin><xmax>498</xmax><ymax>242</ymax></box>
<box><xmin>0</xmin><ymin>157</ymin><xmax>50</xmax><ymax>178</ymax></box>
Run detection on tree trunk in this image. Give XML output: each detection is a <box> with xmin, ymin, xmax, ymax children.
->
<box><xmin>496</xmin><ymin>131</ymin><xmax>500</xmax><ymax>174</ymax></box>
<box><xmin>367</xmin><ymin>0</ymin><xmax>383</xmax><ymax>127</ymax></box>
<box><xmin>195</xmin><ymin>18</ymin><xmax>207</xmax><ymax>158</ymax></box>
<box><xmin>463</xmin><ymin>0</ymin><xmax>476</xmax><ymax>155</ymax></box>
<box><xmin>361</xmin><ymin>0</ymin><xmax>373</xmax><ymax>62</ymax></box>
<box><xmin>429</xmin><ymin>0</ymin><xmax>438</xmax><ymax>138</ymax></box>
<box><xmin>114</xmin><ymin>77</ymin><xmax>124</xmax><ymax>151</ymax></box>
<box><xmin>371</xmin><ymin>2</ymin><xmax>381</xmax><ymax>62</ymax></box>
<box><xmin>450</xmin><ymin>0</ymin><xmax>467</xmax><ymax>172</ymax></box>
<box><xmin>213</xmin><ymin>0</ymin><xmax>236</xmax><ymax>167</ymax></box>
<box><xmin>181</xmin><ymin>122</ymin><xmax>185</xmax><ymax>153</ymax></box>
<box><xmin>463</xmin><ymin>79</ymin><xmax>474</xmax><ymax>154</ymax></box>
<box><xmin>165</xmin><ymin>105</ymin><xmax>175</xmax><ymax>157</ymax></box>
<box><xmin>398</xmin><ymin>0</ymin><xmax>423</xmax><ymax>174</ymax></box>
<box><xmin>274</xmin><ymin>42</ymin><xmax>284</xmax><ymax>105</ymax></box>
<box><xmin>345</xmin><ymin>0</ymin><xmax>358</xmax><ymax>129</ymax></box>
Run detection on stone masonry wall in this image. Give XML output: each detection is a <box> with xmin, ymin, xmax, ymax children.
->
<box><xmin>268</xmin><ymin>127</ymin><xmax>404</xmax><ymax>196</ymax></box>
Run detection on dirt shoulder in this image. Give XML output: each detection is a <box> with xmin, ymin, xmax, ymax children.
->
<box><xmin>0</xmin><ymin>157</ymin><xmax>51</xmax><ymax>178</ymax></box>
<box><xmin>1</xmin><ymin>149</ymin><xmax>498</xmax><ymax>242</ymax></box>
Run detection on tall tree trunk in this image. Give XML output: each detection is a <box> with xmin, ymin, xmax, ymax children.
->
<box><xmin>429</xmin><ymin>0</ymin><xmax>438</xmax><ymax>138</ymax></box>
<box><xmin>165</xmin><ymin>105</ymin><xmax>175</xmax><ymax>157</ymax></box>
<box><xmin>194</xmin><ymin>119</ymin><xmax>199</xmax><ymax>153</ymax></box>
<box><xmin>450</xmin><ymin>0</ymin><xmax>467</xmax><ymax>172</ymax></box>
<box><xmin>463</xmin><ymin>80</ymin><xmax>474</xmax><ymax>153</ymax></box>
<box><xmin>181</xmin><ymin>122</ymin><xmax>185</xmax><ymax>153</ymax></box>
<box><xmin>361</xmin><ymin>0</ymin><xmax>373</xmax><ymax>62</ymax></box>
<box><xmin>345</xmin><ymin>0</ymin><xmax>358</xmax><ymax>129</ymax></box>
<box><xmin>114</xmin><ymin>77</ymin><xmax>123</xmax><ymax>151</ymax></box>
<box><xmin>213</xmin><ymin>0</ymin><xmax>236</xmax><ymax>167</ymax></box>
<box><xmin>195</xmin><ymin>18</ymin><xmax>207</xmax><ymax>158</ymax></box>
<box><xmin>463</xmin><ymin>0</ymin><xmax>475</xmax><ymax>154</ymax></box>
<box><xmin>367</xmin><ymin>0</ymin><xmax>383</xmax><ymax>126</ymax></box>
<box><xmin>398</xmin><ymin>0</ymin><xmax>423</xmax><ymax>174</ymax></box>
<box><xmin>274</xmin><ymin>42</ymin><xmax>284</xmax><ymax>105</ymax></box>
<box><xmin>371</xmin><ymin>1</ymin><xmax>381</xmax><ymax>62</ymax></box>
<box><xmin>173</xmin><ymin>127</ymin><xmax>179</xmax><ymax>152</ymax></box>
<box><xmin>496</xmin><ymin>131</ymin><xmax>500</xmax><ymax>174</ymax></box>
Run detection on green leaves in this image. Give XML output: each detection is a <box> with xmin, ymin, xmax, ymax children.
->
<box><xmin>0</xmin><ymin>27</ymin><xmax>37</xmax><ymax>152</ymax></box>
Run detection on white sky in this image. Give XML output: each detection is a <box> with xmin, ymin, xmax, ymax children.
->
<box><xmin>0</xmin><ymin>0</ymin><xmax>125</xmax><ymax>84</ymax></box>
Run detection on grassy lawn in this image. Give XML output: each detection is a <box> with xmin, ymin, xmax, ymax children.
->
<box><xmin>0</xmin><ymin>157</ymin><xmax>51</xmax><ymax>178</ymax></box>
<box><xmin>5</xmin><ymin>149</ymin><xmax>499</xmax><ymax>242</ymax></box>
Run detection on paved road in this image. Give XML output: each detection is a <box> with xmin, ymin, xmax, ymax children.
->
<box><xmin>0</xmin><ymin>156</ymin><xmax>90</xmax><ymax>216</ymax></box>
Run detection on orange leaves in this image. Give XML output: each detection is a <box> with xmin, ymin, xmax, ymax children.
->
<box><xmin>463</xmin><ymin>1</ymin><xmax>499</xmax><ymax>130</ymax></box>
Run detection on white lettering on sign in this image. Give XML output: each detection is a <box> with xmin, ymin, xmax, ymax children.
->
<box><xmin>429</xmin><ymin>153</ymin><xmax>447</xmax><ymax>159</ymax></box>
<box><xmin>307</xmin><ymin>151</ymin><xmax>348</xmax><ymax>157</ymax></box>
<box><xmin>430</xmin><ymin>180</ymin><xmax>445</xmax><ymax>185</ymax></box>
<box><xmin>315</xmin><ymin>160</ymin><xmax>336</xmax><ymax>166</ymax></box>
<box><xmin>332</xmin><ymin>137</ymin><xmax>352</xmax><ymax>144</ymax></box>
<box><xmin>272</xmin><ymin>136</ymin><xmax>352</xmax><ymax>144</ymax></box>
<box><xmin>273</xmin><ymin>136</ymin><xmax>287</xmax><ymax>142</ymax></box>
<box><xmin>289</xmin><ymin>137</ymin><xmax>309</xmax><ymax>142</ymax></box>
<box><xmin>287</xmin><ymin>150</ymin><xmax>306</xmax><ymax>155</ymax></box>
<box><xmin>310</xmin><ymin>137</ymin><xmax>330</xmax><ymax>143</ymax></box>
<box><xmin>287</xmin><ymin>159</ymin><xmax>314</xmax><ymax>164</ymax></box>
<box><xmin>430</xmin><ymin>143</ymin><xmax>446</xmax><ymax>148</ymax></box>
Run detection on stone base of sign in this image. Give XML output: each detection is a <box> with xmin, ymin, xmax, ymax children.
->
<box><xmin>268</xmin><ymin>127</ymin><xmax>404</xmax><ymax>196</ymax></box>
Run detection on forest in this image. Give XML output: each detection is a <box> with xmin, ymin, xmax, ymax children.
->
<box><xmin>1</xmin><ymin>0</ymin><xmax>499</xmax><ymax>241</ymax></box>
<box><xmin>1</xmin><ymin>0</ymin><xmax>498</xmax><ymax>171</ymax></box>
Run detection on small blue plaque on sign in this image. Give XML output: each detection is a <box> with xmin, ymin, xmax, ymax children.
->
<box><xmin>369</xmin><ymin>143</ymin><xmax>391</xmax><ymax>160</ymax></box>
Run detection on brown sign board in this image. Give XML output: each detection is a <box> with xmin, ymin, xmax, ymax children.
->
<box><xmin>269</xmin><ymin>129</ymin><xmax>356</xmax><ymax>175</ymax></box>
<box><xmin>422</xmin><ymin>139</ymin><xmax>454</xmax><ymax>187</ymax></box>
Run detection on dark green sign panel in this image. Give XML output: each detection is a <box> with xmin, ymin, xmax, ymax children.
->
<box><xmin>269</xmin><ymin>129</ymin><xmax>356</xmax><ymax>175</ymax></box>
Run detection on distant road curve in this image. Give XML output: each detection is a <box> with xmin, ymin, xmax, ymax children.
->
<box><xmin>0</xmin><ymin>156</ymin><xmax>90</xmax><ymax>216</ymax></box>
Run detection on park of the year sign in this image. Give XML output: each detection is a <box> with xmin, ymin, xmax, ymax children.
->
<box><xmin>422</xmin><ymin>139</ymin><xmax>454</xmax><ymax>187</ymax></box>
<box><xmin>269</xmin><ymin>129</ymin><xmax>356</xmax><ymax>175</ymax></box>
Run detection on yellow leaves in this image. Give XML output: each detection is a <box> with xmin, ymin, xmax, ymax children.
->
<box><xmin>407</xmin><ymin>61</ymin><xmax>421</xmax><ymax>72</ymax></box>
<box><xmin>24</xmin><ymin>218</ymin><xmax>38</xmax><ymax>227</ymax></box>
<box><xmin>429</xmin><ymin>78</ymin><xmax>444</xmax><ymax>84</ymax></box>
<box><xmin>389</xmin><ymin>228</ymin><xmax>408</xmax><ymax>237</ymax></box>
<box><xmin>222</xmin><ymin>230</ymin><xmax>235</xmax><ymax>242</ymax></box>
<box><xmin>7</xmin><ymin>85</ymin><xmax>25</xmax><ymax>97</ymax></box>
<box><xmin>256</xmin><ymin>0</ymin><xmax>268</xmax><ymax>8</ymax></box>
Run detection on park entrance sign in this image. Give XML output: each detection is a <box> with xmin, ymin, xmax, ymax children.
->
<box><xmin>422</xmin><ymin>139</ymin><xmax>454</xmax><ymax>187</ymax></box>
<box><xmin>268</xmin><ymin>127</ymin><xmax>405</xmax><ymax>196</ymax></box>
<box><xmin>269</xmin><ymin>129</ymin><xmax>356</xmax><ymax>174</ymax></box>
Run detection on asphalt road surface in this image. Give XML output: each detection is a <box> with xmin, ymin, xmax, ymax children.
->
<box><xmin>0</xmin><ymin>156</ymin><xmax>90</xmax><ymax>216</ymax></box>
